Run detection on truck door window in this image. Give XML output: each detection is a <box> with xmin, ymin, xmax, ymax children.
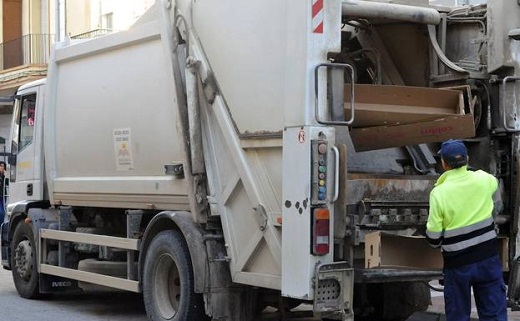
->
<box><xmin>16</xmin><ymin>94</ymin><xmax>36</xmax><ymax>151</ymax></box>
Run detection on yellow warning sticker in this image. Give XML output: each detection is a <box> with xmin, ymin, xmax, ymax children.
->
<box><xmin>113</xmin><ymin>128</ymin><xmax>134</xmax><ymax>171</ymax></box>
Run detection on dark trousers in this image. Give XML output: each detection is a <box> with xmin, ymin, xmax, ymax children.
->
<box><xmin>0</xmin><ymin>200</ymin><xmax>4</xmax><ymax>224</ymax></box>
<box><xmin>444</xmin><ymin>255</ymin><xmax>507</xmax><ymax>321</ymax></box>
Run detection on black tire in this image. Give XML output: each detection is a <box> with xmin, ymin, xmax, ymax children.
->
<box><xmin>11</xmin><ymin>221</ymin><xmax>41</xmax><ymax>299</ymax></box>
<box><xmin>143</xmin><ymin>230</ymin><xmax>207</xmax><ymax>321</ymax></box>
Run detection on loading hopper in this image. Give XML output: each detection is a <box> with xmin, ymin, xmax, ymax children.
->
<box><xmin>345</xmin><ymin>84</ymin><xmax>475</xmax><ymax>151</ymax></box>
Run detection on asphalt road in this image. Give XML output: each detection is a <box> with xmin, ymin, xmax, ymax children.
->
<box><xmin>0</xmin><ymin>265</ymin><xmax>519</xmax><ymax>321</ymax></box>
<box><xmin>0</xmin><ymin>267</ymin><xmax>148</xmax><ymax>321</ymax></box>
<box><xmin>426</xmin><ymin>287</ymin><xmax>520</xmax><ymax>321</ymax></box>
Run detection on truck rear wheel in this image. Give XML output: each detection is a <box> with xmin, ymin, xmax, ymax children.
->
<box><xmin>143</xmin><ymin>230</ymin><xmax>207</xmax><ymax>321</ymax></box>
<box><xmin>11</xmin><ymin>221</ymin><xmax>41</xmax><ymax>299</ymax></box>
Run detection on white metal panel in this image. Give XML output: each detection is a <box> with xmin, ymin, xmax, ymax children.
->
<box><xmin>44</xmin><ymin>20</ymin><xmax>188</xmax><ymax>207</ymax></box>
<box><xmin>191</xmin><ymin>0</ymin><xmax>288</xmax><ymax>135</ymax></box>
<box><xmin>167</xmin><ymin>0</ymin><xmax>342</xmax><ymax>292</ymax></box>
<box><xmin>190</xmin><ymin>0</ymin><xmax>341</xmax><ymax>133</ymax></box>
<box><xmin>198</xmin><ymin>92</ymin><xmax>283</xmax><ymax>289</ymax></box>
<box><xmin>282</xmin><ymin>126</ymin><xmax>335</xmax><ymax>299</ymax></box>
<box><xmin>487</xmin><ymin>0</ymin><xmax>520</xmax><ymax>72</ymax></box>
<box><xmin>307</xmin><ymin>0</ymin><xmax>342</xmax><ymax>126</ymax></box>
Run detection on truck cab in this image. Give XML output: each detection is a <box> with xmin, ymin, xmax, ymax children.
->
<box><xmin>1</xmin><ymin>79</ymin><xmax>46</xmax><ymax>266</ymax></box>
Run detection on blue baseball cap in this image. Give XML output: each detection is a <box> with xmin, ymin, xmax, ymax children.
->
<box><xmin>438</xmin><ymin>139</ymin><xmax>467</xmax><ymax>160</ymax></box>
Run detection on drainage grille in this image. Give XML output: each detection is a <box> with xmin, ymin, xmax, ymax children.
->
<box><xmin>316</xmin><ymin>278</ymin><xmax>340</xmax><ymax>301</ymax></box>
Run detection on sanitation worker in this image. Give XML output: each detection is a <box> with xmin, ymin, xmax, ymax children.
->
<box><xmin>426</xmin><ymin>139</ymin><xmax>507</xmax><ymax>321</ymax></box>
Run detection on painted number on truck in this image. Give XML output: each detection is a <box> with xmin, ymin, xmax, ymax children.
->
<box><xmin>113</xmin><ymin>128</ymin><xmax>134</xmax><ymax>171</ymax></box>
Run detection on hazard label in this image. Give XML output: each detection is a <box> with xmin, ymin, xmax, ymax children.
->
<box><xmin>114</xmin><ymin>128</ymin><xmax>134</xmax><ymax>171</ymax></box>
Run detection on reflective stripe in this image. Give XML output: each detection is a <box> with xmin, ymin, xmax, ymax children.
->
<box><xmin>426</xmin><ymin>230</ymin><xmax>443</xmax><ymax>248</ymax></box>
<box><xmin>426</xmin><ymin>230</ymin><xmax>443</xmax><ymax>239</ymax></box>
<box><xmin>444</xmin><ymin>217</ymin><xmax>494</xmax><ymax>238</ymax></box>
<box><xmin>442</xmin><ymin>230</ymin><xmax>497</xmax><ymax>252</ymax></box>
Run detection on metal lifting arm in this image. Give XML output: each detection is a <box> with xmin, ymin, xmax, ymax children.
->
<box><xmin>341</xmin><ymin>0</ymin><xmax>441</xmax><ymax>25</ymax></box>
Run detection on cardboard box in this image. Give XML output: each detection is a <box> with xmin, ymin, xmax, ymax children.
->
<box><xmin>365</xmin><ymin>231</ymin><xmax>510</xmax><ymax>271</ymax></box>
<box><xmin>344</xmin><ymin>84</ymin><xmax>464</xmax><ymax>128</ymax></box>
<box><xmin>344</xmin><ymin>84</ymin><xmax>475</xmax><ymax>151</ymax></box>
<box><xmin>499</xmin><ymin>237</ymin><xmax>509</xmax><ymax>272</ymax></box>
<box><xmin>365</xmin><ymin>231</ymin><xmax>443</xmax><ymax>270</ymax></box>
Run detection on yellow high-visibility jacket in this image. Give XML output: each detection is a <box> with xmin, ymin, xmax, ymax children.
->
<box><xmin>426</xmin><ymin>166</ymin><xmax>498</xmax><ymax>268</ymax></box>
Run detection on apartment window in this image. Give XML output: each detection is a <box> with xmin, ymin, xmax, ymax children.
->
<box><xmin>102</xmin><ymin>13</ymin><xmax>113</xmax><ymax>30</ymax></box>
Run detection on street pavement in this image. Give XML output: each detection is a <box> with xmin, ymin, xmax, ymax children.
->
<box><xmin>0</xmin><ymin>267</ymin><xmax>147</xmax><ymax>321</ymax></box>
<box><xmin>1</xmin><ymin>265</ymin><xmax>520</xmax><ymax>321</ymax></box>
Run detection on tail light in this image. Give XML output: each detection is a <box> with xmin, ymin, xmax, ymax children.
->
<box><xmin>312</xmin><ymin>208</ymin><xmax>330</xmax><ymax>255</ymax></box>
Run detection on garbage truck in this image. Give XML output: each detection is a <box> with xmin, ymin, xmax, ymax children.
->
<box><xmin>2</xmin><ymin>0</ymin><xmax>520</xmax><ymax>320</ymax></box>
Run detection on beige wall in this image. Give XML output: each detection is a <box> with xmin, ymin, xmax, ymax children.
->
<box><xmin>66</xmin><ymin>0</ymin><xmax>91</xmax><ymax>37</ymax></box>
<box><xmin>20</xmin><ymin>0</ymin><xmax>54</xmax><ymax>35</ymax></box>
<box><xmin>22</xmin><ymin>0</ymin><xmax>42</xmax><ymax>34</ymax></box>
<box><xmin>2</xmin><ymin>0</ymin><xmax>154</xmax><ymax>45</ymax></box>
<box><xmin>48</xmin><ymin>0</ymin><xmax>55</xmax><ymax>36</ymax></box>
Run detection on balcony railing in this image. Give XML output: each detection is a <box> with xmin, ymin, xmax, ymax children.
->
<box><xmin>0</xmin><ymin>34</ymin><xmax>55</xmax><ymax>71</ymax></box>
<box><xmin>71</xmin><ymin>29</ymin><xmax>113</xmax><ymax>40</ymax></box>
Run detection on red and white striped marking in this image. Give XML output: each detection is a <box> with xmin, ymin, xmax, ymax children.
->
<box><xmin>312</xmin><ymin>0</ymin><xmax>324</xmax><ymax>33</ymax></box>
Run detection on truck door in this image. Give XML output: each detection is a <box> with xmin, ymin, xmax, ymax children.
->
<box><xmin>9</xmin><ymin>85</ymin><xmax>44</xmax><ymax>204</ymax></box>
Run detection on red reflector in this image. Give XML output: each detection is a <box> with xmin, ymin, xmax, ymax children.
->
<box><xmin>312</xmin><ymin>208</ymin><xmax>330</xmax><ymax>256</ymax></box>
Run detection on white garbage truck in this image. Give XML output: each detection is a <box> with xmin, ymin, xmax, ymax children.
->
<box><xmin>3</xmin><ymin>0</ymin><xmax>520</xmax><ymax>320</ymax></box>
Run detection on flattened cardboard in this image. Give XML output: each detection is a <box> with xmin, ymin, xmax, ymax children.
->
<box><xmin>365</xmin><ymin>231</ymin><xmax>509</xmax><ymax>271</ymax></box>
<box><xmin>344</xmin><ymin>84</ymin><xmax>475</xmax><ymax>152</ymax></box>
<box><xmin>344</xmin><ymin>84</ymin><xmax>464</xmax><ymax>128</ymax></box>
<box><xmin>365</xmin><ymin>231</ymin><xmax>443</xmax><ymax>270</ymax></box>
<box><xmin>350</xmin><ymin>114</ymin><xmax>475</xmax><ymax>152</ymax></box>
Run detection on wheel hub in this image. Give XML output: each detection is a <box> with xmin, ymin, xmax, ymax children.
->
<box><xmin>14</xmin><ymin>240</ymin><xmax>33</xmax><ymax>281</ymax></box>
<box><xmin>154</xmin><ymin>253</ymin><xmax>181</xmax><ymax>319</ymax></box>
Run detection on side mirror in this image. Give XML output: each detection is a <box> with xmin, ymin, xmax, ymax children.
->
<box><xmin>0</xmin><ymin>152</ymin><xmax>17</xmax><ymax>166</ymax></box>
<box><xmin>7</xmin><ymin>154</ymin><xmax>16</xmax><ymax>166</ymax></box>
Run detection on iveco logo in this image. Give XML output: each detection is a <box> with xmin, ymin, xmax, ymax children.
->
<box><xmin>52</xmin><ymin>281</ymin><xmax>72</xmax><ymax>287</ymax></box>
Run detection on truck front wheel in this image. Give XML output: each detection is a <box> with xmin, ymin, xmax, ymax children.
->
<box><xmin>11</xmin><ymin>221</ymin><xmax>41</xmax><ymax>299</ymax></box>
<box><xmin>143</xmin><ymin>230</ymin><xmax>207</xmax><ymax>321</ymax></box>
